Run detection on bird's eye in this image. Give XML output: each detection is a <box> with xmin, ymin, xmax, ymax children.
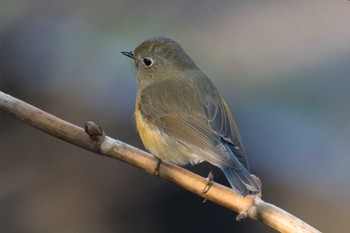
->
<box><xmin>142</xmin><ymin>57</ymin><xmax>154</xmax><ymax>67</ymax></box>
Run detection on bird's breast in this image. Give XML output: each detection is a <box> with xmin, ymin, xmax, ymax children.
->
<box><xmin>134</xmin><ymin>94</ymin><xmax>202</xmax><ymax>165</ymax></box>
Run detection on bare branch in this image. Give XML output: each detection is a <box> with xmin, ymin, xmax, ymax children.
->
<box><xmin>0</xmin><ymin>91</ymin><xmax>321</xmax><ymax>233</ymax></box>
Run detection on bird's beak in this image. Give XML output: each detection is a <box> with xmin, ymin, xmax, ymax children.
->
<box><xmin>121</xmin><ymin>51</ymin><xmax>135</xmax><ymax>60</ymax></box>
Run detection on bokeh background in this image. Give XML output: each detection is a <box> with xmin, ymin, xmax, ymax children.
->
<box><xmin>1</xmin><ymin>1</ymin><xmax>349</xmax><ymax>232</ymax></box>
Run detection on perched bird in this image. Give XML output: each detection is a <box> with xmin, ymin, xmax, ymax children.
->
<box><xmin>122</xmin><ymin>37</ymin><xmax>260</xmax><ymax>196</ymax></box>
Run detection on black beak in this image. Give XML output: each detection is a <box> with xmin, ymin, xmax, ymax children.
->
<box><xmin>121</xmin><ymin>51</ymin><xmax>134</xmax><ymax>60</ymax></box>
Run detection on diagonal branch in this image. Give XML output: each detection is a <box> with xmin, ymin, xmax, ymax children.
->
<box><xmin>0</xmin><ymin>91</ymin><xmax>321</xmax><ymax>233</ymax></box>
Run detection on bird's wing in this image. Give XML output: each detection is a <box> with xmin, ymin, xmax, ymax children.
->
<box><xmin>204</xmin><ymin>98</ymin><xmax>250</xmax><ymax>170</ymax></box>
<box><xmin>139</xmin><ymin>81</ymin><xmax>244</xmax><ymax>169</ymax></box>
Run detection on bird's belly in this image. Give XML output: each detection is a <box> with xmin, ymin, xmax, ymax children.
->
<box><xmin>135</xmin><ymin>108</ymin><xmax>202</xmax><ymax>165</ymax></box>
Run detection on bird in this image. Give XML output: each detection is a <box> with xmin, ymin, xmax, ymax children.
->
<box><xmin>122</xmin><ymin>37</ymin><xmax>260</xmax><ymax>196</ymax></box>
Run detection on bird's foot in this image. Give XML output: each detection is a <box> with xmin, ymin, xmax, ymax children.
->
<box><xmin>202</xmin><ymin>169</ymin><xmax>214</xmax><ymax>194</ymax></box>
<box><xmin>152</xmin><ymin>158</ymin><xmax>161</xmax><ymax>176</ymax></box>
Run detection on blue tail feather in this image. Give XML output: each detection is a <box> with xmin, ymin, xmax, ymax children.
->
<box><xmin>220</xmin><ymin>165</ymin><xmax>259</xmax><ymax>196</ymax></box>
<box><xmin>220</xmin><ymin>141</ymin><xmax>260</xmax><ymax>196</ymax></box>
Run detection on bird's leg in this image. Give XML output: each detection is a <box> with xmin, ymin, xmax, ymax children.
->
<box><xmin>202</xmin><ymin>168</ymin><xmax>214</xmax><ymax>194</ymax></box>
<box><xmin>152</xmin><ymin>158</ymin><xmax>162</xmax><ymax>176</ymax></box>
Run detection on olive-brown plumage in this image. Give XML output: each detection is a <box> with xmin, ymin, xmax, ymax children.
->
<box><xmin>122</xmin><ymin>37</ymin><xmax>259</xmax><ymax>196</ymax></box>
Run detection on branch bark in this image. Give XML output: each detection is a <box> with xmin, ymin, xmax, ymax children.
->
<box><xmin>0</xmin><ymin>91</ymin><xmax>321</xmax><ymax>233</ymax></box>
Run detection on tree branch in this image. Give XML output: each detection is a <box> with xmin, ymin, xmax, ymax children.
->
<box><xmin>0</xmin><ymin>91</ymin><xmax>321</xmax><ymax>233</ymax></box>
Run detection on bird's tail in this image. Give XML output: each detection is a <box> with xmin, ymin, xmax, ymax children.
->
<box><xmin>220</xmin><ymin>165</ymin><xmax>260</xmax><ymax>197</ymax></box>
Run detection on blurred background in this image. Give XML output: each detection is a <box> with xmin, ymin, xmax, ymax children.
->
<box><xmin>1</xmin><ymin>0</ymin><xmax>349</xmax><ymax>232</ymax></box>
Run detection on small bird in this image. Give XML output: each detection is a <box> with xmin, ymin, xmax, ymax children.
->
<box><xmin>122</xmin><ymin>37</ymin><xmax>260</xmax><ymax>196</ymax></box>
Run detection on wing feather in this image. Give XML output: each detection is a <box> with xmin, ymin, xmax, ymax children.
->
<box><xmin>139</xmin><ymin>80</ymin><xmax>248</xmax><ymax>169</ymax></box>
<box><xmin>205</xmin><ymin>98</ymin><xmax>249</xmax><ymax>170</ymax></box>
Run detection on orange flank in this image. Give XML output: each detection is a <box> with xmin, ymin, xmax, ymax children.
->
<box><xmin>134</xmin><ymin>94</ymin><xmax>164</xmax><ymax>156</ymax></box>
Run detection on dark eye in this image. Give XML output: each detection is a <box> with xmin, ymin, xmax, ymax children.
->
<box><xmin>142</xmin><ymin>57</ymin><xmax>153</xmax><ymax>67</ymax></box>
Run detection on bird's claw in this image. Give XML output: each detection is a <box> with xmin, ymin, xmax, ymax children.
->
<box><xmin>202</xmin><ymin>170</ymin><xmax>214</xmax><ymax>194</ymax></box>
<box><xmin>153</xmin><ymin>158</ymin><xmax>161</xmax><ymax>176</ymax></box>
